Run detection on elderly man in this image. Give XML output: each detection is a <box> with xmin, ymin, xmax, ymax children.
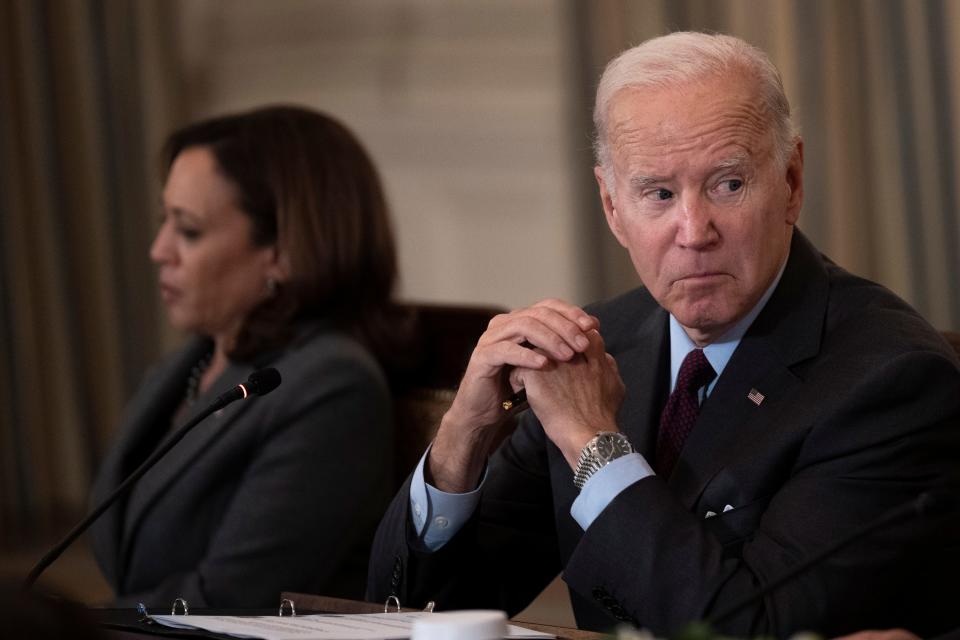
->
<box><xmin>367</xmin><ymin>32</ymin><xmax>960</xmax><ymax>637</ymax></box>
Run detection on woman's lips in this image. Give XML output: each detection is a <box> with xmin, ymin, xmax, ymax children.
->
<box><xmin>158</xmin><ymin>282</ymin><xmax>181</xmax><ymax>303</ymax></box>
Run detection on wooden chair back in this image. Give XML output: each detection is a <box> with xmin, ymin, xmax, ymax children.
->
<box><xmin>391</xmin><ymin>303</ymin><xmax>504</xmax><ymax>484</ymax></box>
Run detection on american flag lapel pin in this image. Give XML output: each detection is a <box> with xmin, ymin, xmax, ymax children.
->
<box><xmin>747</xmin><ymin>388</ymin><xmax>765</xmax><ymax>406</ymax></box>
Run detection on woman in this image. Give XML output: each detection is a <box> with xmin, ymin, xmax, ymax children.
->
<box><xmin>90</xmin><ymin>106</ymin><xmax>400</xmax><ymax>608</ymax></box>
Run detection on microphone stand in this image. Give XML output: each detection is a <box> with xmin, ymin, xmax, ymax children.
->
<box><xmin>22</xmin><ymin>391</ymin><xmax>242</xmax><ymax>591</ymax></box>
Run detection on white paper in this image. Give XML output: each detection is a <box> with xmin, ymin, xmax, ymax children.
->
<box><xmin>149</xmin><ymin>612</ymin><xmax>555</xmax><ymax>640</ymax></box>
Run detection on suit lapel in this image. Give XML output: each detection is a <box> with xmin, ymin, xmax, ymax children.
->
<box><xmin>92</xmin><ymin>339</ymin><xmax>208</xmax><ymax>584</ymax></box>
<box><xmin>118</xmin><ymin>358</ymin><xmax>258</xmax><ymax>565</ymax></box>
<box><xmin>667</xmin><ymin>231</ymin><xmax>830</xmax><ymax>509</ymax></box>
<box><xmin>616</xmin><ymin>308</ymin><xmax>670</xmax><ymax>459</ymax></box>
<box><xmin>668</xmin><ymin>332</ymin><xmax>802</xmax><ymax>508</ymax></box>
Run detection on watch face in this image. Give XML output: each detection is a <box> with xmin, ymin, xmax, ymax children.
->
<box><xmin>596</xmin><ymin>433</ymin><xmax>630</xmax><ymax>461</ymax></box>
<box><xmin>575</xmin><ymin>433</ymin><xmax>632</xmax><ymax>490</ymax></box>
<box><xmin>596</xmin><ymin>434</ymin><xmax>617</xmax><ymax>460</ymax></box>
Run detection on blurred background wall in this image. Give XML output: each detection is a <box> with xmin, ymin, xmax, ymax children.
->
<box><xmin>2</xmin><ymin>0</ymin><xmax>959</xmax><ymax>616</ymax></box>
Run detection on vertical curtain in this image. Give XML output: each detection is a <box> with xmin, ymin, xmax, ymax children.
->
<box><xmin>573</xmin><ymin>0</ymin><xmax>960</xmax><ymax>331</ymax></box>
<box><xmin>0</xmin><ymin>0</ymin><xmax>178</xmax><ymax>547</ymax></box>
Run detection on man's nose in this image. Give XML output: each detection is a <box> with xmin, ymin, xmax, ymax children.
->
<box><xmin>676</xmin><ymin>194</ymin><xmax>719</xmax><ymax>249</ymax></box>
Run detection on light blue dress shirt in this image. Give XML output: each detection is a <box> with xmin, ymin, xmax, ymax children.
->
<box><xmin>411</xmin><ymin>260</ymin><xmax>787</xmax><ymax>549</ymax></box>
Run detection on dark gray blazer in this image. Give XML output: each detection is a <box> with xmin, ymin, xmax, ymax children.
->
<box><xmin>367</xmin><ymin>232</ymin><xmax>960</xmax><ymax>638</ymax></box>
<box><xmin>91</xmin><ymin>323</ymin><xmax>393</xmax><ymax>607</ymax></box>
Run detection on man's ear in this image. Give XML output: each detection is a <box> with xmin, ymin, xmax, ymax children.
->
<box><xmin>595</xmin><ymin>166</ymin><xmax>628</xmax><ymax>248</ymax></box>
<box><xmin>784</xmin><ymin>138</ymin><xmax>804</xmax><ymax>226</ymax></box>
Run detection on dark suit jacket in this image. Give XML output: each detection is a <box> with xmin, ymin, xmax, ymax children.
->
<box><xmin>367</xmin><ymin>232</ymin><xmax>960</xmax><ymax>637</ymax></box>
<box><xmin>91</xmin><ymin>322</ymin><xmax>394</xmax><ymax>607</ymax></box>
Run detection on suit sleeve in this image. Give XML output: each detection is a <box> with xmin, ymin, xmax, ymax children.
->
<box><xmin>115</xmin><ymin>344</ymin><xmax>394</xmax><ymax>608</ymax></box>
<box><xmin>367</xmin><ymin>410</ymin><xmax>563</xmax><ymax>615</ymax></box>
<box><xmin>563</xmin><ymin>348</ymin><xmax>960</xmax><ymax>637</ymax></box>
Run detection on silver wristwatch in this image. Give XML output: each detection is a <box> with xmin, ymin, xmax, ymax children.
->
<box><xmin>573</xmin><ymin>431</ymin><xmax>634</xmax><ymax>490</ymax></box>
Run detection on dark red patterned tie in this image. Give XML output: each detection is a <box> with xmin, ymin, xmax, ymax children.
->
<box><xmin>655</xmin><ymin>348</ymin><xmax>717</xmax><ymax>477</ymax></box>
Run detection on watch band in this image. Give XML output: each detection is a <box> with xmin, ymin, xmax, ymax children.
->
<box><xmin>573</xmin><ymin>431</ymin><xmax>633</xmax><ymax>490</ymax></box>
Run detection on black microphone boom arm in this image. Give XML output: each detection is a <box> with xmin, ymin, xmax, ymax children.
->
<box><xmin>21</xmin><ymin>367</ymin><xmax>281</xmax><ymax>591</ymax></box>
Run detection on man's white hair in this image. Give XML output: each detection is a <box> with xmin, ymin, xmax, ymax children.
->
<box><xmin>593</xmin><ymin>31</ymin><xmax>799</xmax><ymax>191</ymax></box>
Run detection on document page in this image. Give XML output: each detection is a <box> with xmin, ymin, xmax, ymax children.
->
<box><xmin>150</xmin><ymin>611</ymin><xmax>555</xmax><ymax>640</ymax></box>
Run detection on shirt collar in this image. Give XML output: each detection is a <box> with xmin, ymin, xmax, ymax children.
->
<box><xmin>668</xmin><ymin>255</ymin><xmax>788</xmax><ymax>394</ymax></box>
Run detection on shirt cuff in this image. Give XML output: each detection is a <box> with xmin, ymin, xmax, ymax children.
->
<box><xmin>570</xmin><ymin>452</ymin><xmax>654</xmax><ymax>530</ymax></box>
<box><xmin>408</xmin><ymin>445</ymin><xmax>485</xmax><ymax>551</ymax></box>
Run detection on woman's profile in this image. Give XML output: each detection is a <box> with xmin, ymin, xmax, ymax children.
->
<box><xmin>89</xmin><ymin>105</ymin><xmax>401</xmax><ymax>607</ymax></box>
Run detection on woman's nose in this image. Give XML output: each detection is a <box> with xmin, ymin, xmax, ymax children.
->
<box><xmin>149</xmin><ymin>220</ymin><xmax>175</xmax><ymax>265</ymax></box>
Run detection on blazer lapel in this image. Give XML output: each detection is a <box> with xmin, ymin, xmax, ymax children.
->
<box><xmin>616</xmin><ymin>308</ymin><xmax>670</xmax><ymax>459</ymax></box>
<box><xmin>668</xmin><ymin>332</ymin><xmax>803</xmax><ymax>509</ymax></box>
<box><xmin>118</xmin><ymin>359</ymin><xmax>258</xmax><ymax>565</ymax></box>
<box><xmin>91</xmin><ymin>339</ymin><xmax>209</xmax><ymax>585</ymax></box>
<box><xmin>667</xmin><ymin>231</ymin><xmax>830</xmax><ymax>509</ymax></box>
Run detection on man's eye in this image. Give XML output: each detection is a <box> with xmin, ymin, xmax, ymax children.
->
<box><xmin>725</xmin><ymin>179</ymin><xmax>743</xmax><ymax>192</ymax></box>
<box><xmin>654</xmin><ymin>188</ymin><xmax>673</xmax><ymax>201</ymax></box>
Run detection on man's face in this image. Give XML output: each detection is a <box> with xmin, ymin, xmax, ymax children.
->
<box><xmin>596</xmin><ymin>73</ymin><xmax>803</xmax><ymax>345</ymax></box>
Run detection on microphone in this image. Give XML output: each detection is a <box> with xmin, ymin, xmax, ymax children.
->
<box><xmin>21</xmin><ymin>367</ymin><xmax>282</xmax><ymax>592</ymax></box>
<box><xmin>213</xmin><ymin>367</ymin><xmax>282</xmax><ymax>407</ymax></box>
<box><xmin>708</xmin><ymin>490</ymin><xmax>955</xmax><ymax>628</ymax></box>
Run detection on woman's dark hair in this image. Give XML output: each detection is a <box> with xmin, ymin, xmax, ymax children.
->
<box><xmin>162</xmin><ymin>105</ymin><xmax>402</xmax><ymax>362</ymax></box>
